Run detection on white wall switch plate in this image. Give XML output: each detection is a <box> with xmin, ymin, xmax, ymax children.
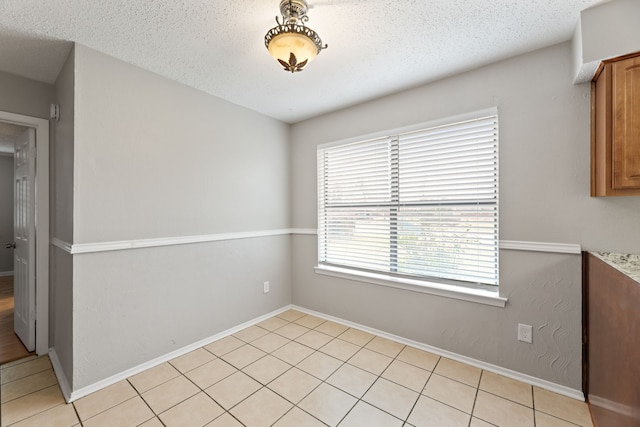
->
<box><xmin>263</xmin><ymin>281</ymin><xmax>270</xmax><ymax>293</ymax></box>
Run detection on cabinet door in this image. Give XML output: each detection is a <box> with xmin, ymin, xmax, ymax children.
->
<box><xmin>612</xmin><ymin>56</ymin><xmax>640</xmax><ymax>189</ymax></box>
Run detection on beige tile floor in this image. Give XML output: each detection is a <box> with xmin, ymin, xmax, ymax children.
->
<box><xmin>0</xmin><ymin>309</ymin><xmax>594</xmax><ymax>427</ymax></box>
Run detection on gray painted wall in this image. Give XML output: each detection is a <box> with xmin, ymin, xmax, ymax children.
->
<box><xmin>53</xmin><ymin>47</ymin><xmax>75</xmax><ymax>244</ymax></box>
<box><xmin>73</xmin><ymin>236</ymin><xmax>291</xmax><ymax>388</ymax></box>
<box><xmin>50</xmin><ymin>47</ymin><xmax>76</xmax><ymax>387</ymax></box>
<box><xmin>290</xmin><ymin>42</ymin><xmax>640</xmax><ymax>390</ymax></box>
<box><xmin>0</xmin><ymin>70</ymin><xmax>55</xmax><ymax>119</ymax></box>
<box><xmin>73</xmin><ymin>46</ymin><xmax>290</xmax><ymax>243</ymax></box>
<box><xmin>292</xmin><ymin>237</ymin><xmax>582</xmax><ymax>388</ymax></box>
<box><xmin>0</xmin><ymin>155</ymin><xmax>13</xmax><ymax>272</ymax></box>
<box><xmin>70</xmin><ymin>45</ymin><xmax>292</xmax><ymax>390</ymax></box>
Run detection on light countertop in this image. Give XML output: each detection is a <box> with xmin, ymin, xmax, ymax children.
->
<box><xmin>592</xmin><ymin>252</ymin><xmax>640</xmax><ymax>284</ymax></box>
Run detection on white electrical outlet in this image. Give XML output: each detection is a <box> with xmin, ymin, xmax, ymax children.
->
<box><xmin>263</xmin><ymin>281</ymin><xmax>270</xmax><ymax>294</ymax></box>
<box><xmin>518</xmin><ymin>323</ymin><xmax>533</xmax><ymax>343</ymax></box>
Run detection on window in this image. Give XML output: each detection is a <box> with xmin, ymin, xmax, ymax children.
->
<box><xmin>317</xmin><ymin>111</ymin><xmax>499</xmax><ymax>291</ymax></box>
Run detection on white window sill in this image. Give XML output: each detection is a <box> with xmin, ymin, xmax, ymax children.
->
<box><xmin>314</xmin><ymin>265</ymin><xmax>507</xmax><ymax>308</ymax></box>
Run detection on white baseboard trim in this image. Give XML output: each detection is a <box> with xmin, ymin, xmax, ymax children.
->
<box><xmin>0</xmin><ymin>271</ymin><xmax>14</xmax><ymax>277</ymax></box>
<box><xmin>60</xmin><ymin>303</ymin><xmax>583</xmax><ymax>404</ymax></box>
<box><xmin>65</xmin><ymin>306</ymin><xmax>291</xmax><ymax>402</ymax></box>
<box><xmin>291</xmin><ymin>305</ymin><xmax>585</xmax><ymax>401</ymax></box>
<box><xmin>49</xmin><ymin>348</ymin><xmax>73</xmax><ymax>403</ymax></box>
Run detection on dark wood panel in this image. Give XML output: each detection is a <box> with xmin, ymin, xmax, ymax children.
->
<box><xmin>0</xmin><ymin>276</ymin><xmax>33</xmax><ymax>364</ymax></box>
<box><xmin>591</xmin><ymin>53</ymin><xmax>640</xmax><ymax>196</ymax></box>
<box><xmin>587</xmin><ymin>254</ymin><xmax>640</xmax><ymax>427</ymax></box>
<box><xmin>613</xmin><ymin>56</ymin><xmax>640</xmax><ymax>189</ymax></box>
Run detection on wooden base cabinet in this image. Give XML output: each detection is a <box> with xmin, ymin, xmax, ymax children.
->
<box><xmin>591</xmin><ymin>54</ymin><xmax>640</xmax><ymax>197</ymax></box>
<box><xmin>585</xmin><ymin>254</ymin><xmax>640</xmax><ymax>426</ymax></box>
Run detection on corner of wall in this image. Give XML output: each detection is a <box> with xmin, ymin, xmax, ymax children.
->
<box><xmin>49</xmin><ymin>347</ymin><xmax>73</xmax><ymax>403</ymax></box>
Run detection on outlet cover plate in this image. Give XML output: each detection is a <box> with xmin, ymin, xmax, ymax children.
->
<box><xmin>518</xmin><ymin>323</ymin><xmax>532</xmax><ymax>343</ymax></box>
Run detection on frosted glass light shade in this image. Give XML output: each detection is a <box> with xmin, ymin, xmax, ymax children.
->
<box><xmin>268</xmin><ymin>32</ymin><xmax>318</xmax><ymax>69</ymax></box>
<box><xmin>264</xmin><ymin>0</ymin><xmax>326</xmax><ymax>73</ymax></box>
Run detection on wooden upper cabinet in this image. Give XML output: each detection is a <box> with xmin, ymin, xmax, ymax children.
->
<box><xmin>591</xmin><ymin>54</ymin><xmax>640</xmax><ymax>196</ymax></box>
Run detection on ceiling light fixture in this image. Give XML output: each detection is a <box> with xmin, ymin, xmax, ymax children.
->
<box><xmin>265</xmin><ymin>0</ymin><xmax>327</xmax><ymax>73</ymax></box>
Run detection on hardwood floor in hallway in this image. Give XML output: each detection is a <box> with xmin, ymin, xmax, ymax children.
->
<box><xmin>0</xmin><ymin>276</ymin><xmax>33</xmax><ymax>364</ymax></box>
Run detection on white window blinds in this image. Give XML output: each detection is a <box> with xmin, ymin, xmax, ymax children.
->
<box><xmin>318</xmin><ymin>113</ymin><xmax>499</xmax><ymax>287</ymax></box>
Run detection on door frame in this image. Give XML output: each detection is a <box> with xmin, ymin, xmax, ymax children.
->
<box><xmin>0</xmin><ymin>110</ymin><xmax>49</xmax><ymax>356</ymax></box>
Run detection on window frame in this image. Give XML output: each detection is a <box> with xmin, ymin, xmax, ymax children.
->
<box><xmin>315</xmin><ymin>108</ymin><xmax>505</xmax><ymax>307</ymax></box>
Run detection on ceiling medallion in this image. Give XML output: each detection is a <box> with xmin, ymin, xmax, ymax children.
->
<box><xmin>264</xmin><ymin>0</ymin><xmax>327</xmax><ymax>73</ymax></box>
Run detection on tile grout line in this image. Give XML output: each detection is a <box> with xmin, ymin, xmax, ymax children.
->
<box><xmin>2</xmin><ymin>386</ymin><xmax>66</xmax><ymax>427</ymax></box>
<box><xmin>76</xmin><ymin>394</ymin><xmax>140</xmax><ymax>426</ymax></box>
<box><xmin>417</xmin><ymin>355</ymin><xmax>458</xmax><ymax>419</ymax></box>
<box><xmin>349</xmin><ymin>343</ymin><xmax>412</xmax><ymax>426</ymax></box>
<box><xmin>532</xmin><ymin>380</ymin><xmax>537</xmax><ymax>427</ymax></box>
<box><xmin>0</xmin><ymin>359</ymin><xmax>52</xmax><ymax>386</ymax></box>
<box><xmin>295</xmin><ymin>326</ymin><xmax>423</xmax><ymax>425</ymax></box>
<box><xmin>128</xmin><ymin>376</ymin><xmax>164</xmax><ymax>426</ymax></box>
<box><xmin>267</xmin><ymin>327</ymin><xmax>344</xmax><ymax>424</ymax></box>
<box><xmin>288</xmin><ymin>316</ymin><xmax>365</xmax><ymax>424</ymax></box>
<box><xmin>133</xmin><ymin>339</ymin><xmax>560</xmax><ymax>427</ymax></box>
<box><xmin>533</xmin><ymin>409</ymin><xmax>588</xmax><ymax>427</ymax></box>
<box><xmin>405</xmin><ymin>367</ymin><xmax>435</xmax><ymax>426</ymax></box>
<box><xmin>240</xmin><ymin>315</ymin><xmax>354</xmax><ymax>426</ymax></box>
<box><xmin>469</xmin><ymin>370</ymin><xmax>483</xmax><ymax>427</ymax></box>
<box><xmin>70</xmin><ymin>399</ymin><xmax>83</xmax><ymax>427</ymax></box>
<box><xmin>185</xmin><ymin>328</ymin><xmax>321</xmax><ymax>426</ymax></box>
<box><xmin>161</xmin><ymin>355</ymin><xmax>241</xmax><ymax>424</ymax></box>
<box><xmin>1</xmin><ymin>383</ymin><xmax>65</xmax><ymax>426</ymax></box>
<box><xmin>0</xmin><ymin>368</ymin><xmax>58</xmax><ymax>404</ymax></box>
<box><xmin>273</xmin><ymin>314</ymin><xmax>426</xmax><ymax>426</ymax></box>
<box><xmin>135</xmin><ymin>352</ymin><xmax>241</xmax><ymax>427</ymax></box>
<box><xmin>332</xmin><ymin>334</ymin><xmax>512</xmax><ymax>425</ymax></box>
<box><xmin>4</xmin><ymin>311</ymin><xmax>592</xmax><ymax>427</ymax></box>
<box><xmin>236</xmin><ymin>314</ymin><xmax>313</xmax><ymax>425</ymax></box>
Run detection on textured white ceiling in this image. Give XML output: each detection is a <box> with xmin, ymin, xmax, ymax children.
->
<box><xmin>0</xmin><ymin>0</ymin><xmax>603</xmax><ymax>123</ymax></box>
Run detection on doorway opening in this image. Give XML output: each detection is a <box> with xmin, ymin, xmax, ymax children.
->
<box><xmin>0</xmin><ymin>123</ymin><xmax>35</xmax><ymax>363</ymax></box>
<box><xmin>0</xmin><ymin>111</ymin><xmax>50</xmax><ymax>363</ymax></box>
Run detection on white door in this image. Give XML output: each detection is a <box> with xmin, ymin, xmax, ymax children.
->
<box><xmin>13</xmin><ymin>127</ymin><xmax>36</xmax><ymax>351</ymax></box>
